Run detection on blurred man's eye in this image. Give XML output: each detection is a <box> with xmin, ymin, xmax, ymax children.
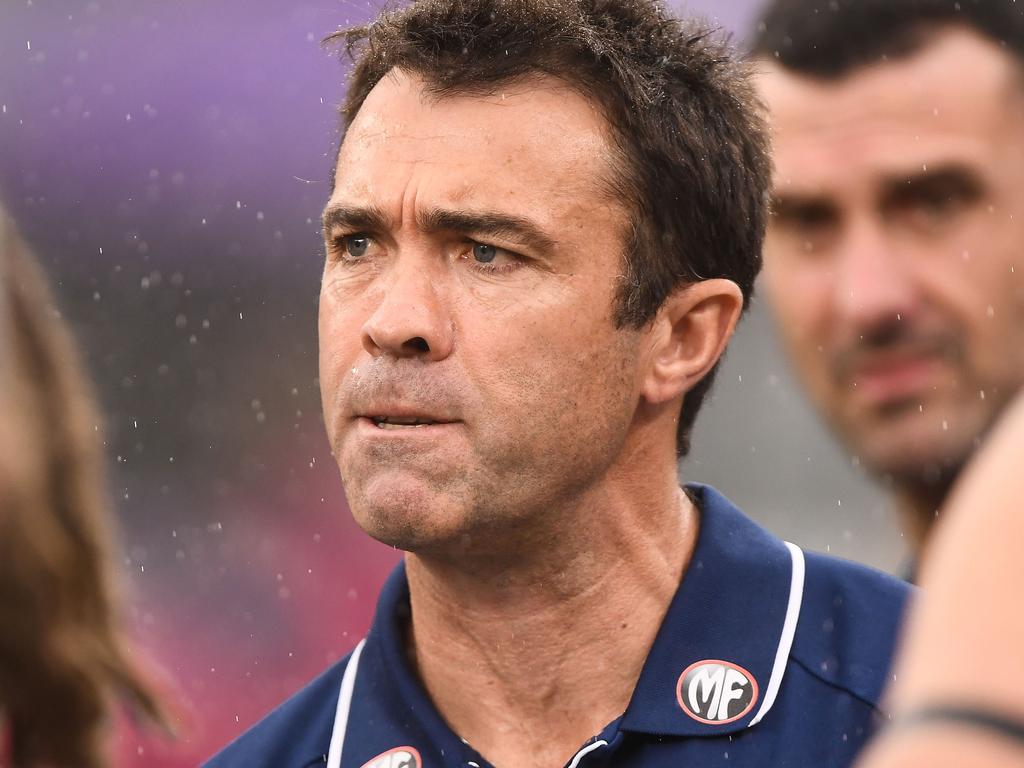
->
<box><xmin>885</xmin><ymin>169</ymin><xmax>984</xmax><ymax>231</ymax></box>
<box><xmin>769</xmin><ymin>197</ymin><xmax>841</xmax><ymax>255</ymax></box>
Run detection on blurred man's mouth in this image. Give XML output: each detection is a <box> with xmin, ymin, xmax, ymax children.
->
<box><xmin>849</xmin><ymin>353</ymin><xmax>944</xmax><ymax>404</ymax></box>
<box><xmin>832</xmin><ymin>331</ymin><xmax>961</xmax><ymax>409</ymax></box>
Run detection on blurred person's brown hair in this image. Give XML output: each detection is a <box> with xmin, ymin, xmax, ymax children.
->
<box><xmin>324</xmin><ymin>0</ymin><xmax>772</xmax><ymax>456</ymax></box>
<box><xmin>0</xmin><ymin>213</ymin><xmax>166</xmax><ymax>767</ymax></box>
<box><xmin>750</xmin><ymin>0</ymin><xmax>1024</xmax><ymax>78</ymax></box>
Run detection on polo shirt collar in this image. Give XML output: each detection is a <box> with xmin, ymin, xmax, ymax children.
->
<box><xmin>620</xmin><ymin>484</ymin><xmax>801</xmax><ymax>737</ymax></box>
<box><xmin>341</xmin><ymin>484</ymin><xmax>803</xmax><ymax>763</ymax></box>
<box><xmin>340</xmin><ymin>563</ymin><xmax>478</xmax><ymax>766</ymax></box>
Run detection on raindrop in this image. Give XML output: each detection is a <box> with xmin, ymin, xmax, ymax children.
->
<box><xmin>986</xmin><ymin>305</ymin><xmax>995</xmax><ymax>318</ymax></box>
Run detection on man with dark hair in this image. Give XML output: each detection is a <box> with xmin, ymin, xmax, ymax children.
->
<box><xmin>205</xmin><ymin>0</ymin><xmax>908</xmax><ymax>765</ymax></box>
<box><xmin>751</xmin><ymin>0</ymin><xmax>1024</xmax><ymax>558</ymax></box>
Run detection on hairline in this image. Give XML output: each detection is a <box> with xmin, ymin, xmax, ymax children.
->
<box><xmin>755</xmin><ymin>19</ymin><xmax>1024</xmax><ymax>93</ymax></box>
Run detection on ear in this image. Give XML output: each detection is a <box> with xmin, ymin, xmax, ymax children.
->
<box><xmin>640</xmin><ymin>279</ymin><xmax>744</xmax><ymax>405</ymax></box>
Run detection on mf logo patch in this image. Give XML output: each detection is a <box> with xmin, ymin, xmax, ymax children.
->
<box><xmin>676</xmin><ymin>659</ymin><xmax>758</xmax><ymax>725</ymax></box>
<box><xmin>359</xmin><ymin>746</ymin><xmax>422</xmax><ymax>768</ymax></box>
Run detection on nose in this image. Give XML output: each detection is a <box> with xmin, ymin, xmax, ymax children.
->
<box><xmin>833</xmin><ymin>217</ymin><xmax>919</xmax><ymax>332</ymax></box>
<box><xmin>361</xmin><ymin>255</ymin><xmax>454</xmax><ymax>361</ymax></box>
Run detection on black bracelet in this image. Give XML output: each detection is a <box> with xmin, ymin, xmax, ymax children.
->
<box><xmin>894</xmin><ymin>705</ymin><xmax>1024</xmax><ymax>747</ymax></box>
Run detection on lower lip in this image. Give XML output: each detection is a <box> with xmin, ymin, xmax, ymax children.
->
<box><xmin>850</xmin><ymin>356</ymin><xmax>943</xmax><ymax>403</ymax></box>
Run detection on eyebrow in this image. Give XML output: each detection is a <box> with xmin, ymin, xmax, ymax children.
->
<box><xmin>321</xmin><ymin>204</ymin><xmax>557</xmax><ymax>254</ymax></box>
<box><xmin>879</xmin><ymin>163</ymin><xmax>985</xmax><ymax>202</ymax></box>
<box><xmin>770</xmin><ymin>162</ymin><xmax>986</xmax><ymax>218</ymax></box>
<box><xmin>769</xmin><ymin>192</ymin><xmax>840</xmax><ymax>220</ymax></box>
<box><xmin>418</xmin><ymin>208</ymin><xmax>557</xmax><ymax>253</ymax></box>
<box><xmin>322</xmin><ymin>204</ymin><xmax>392</xmax><ymax>237</ymax></box>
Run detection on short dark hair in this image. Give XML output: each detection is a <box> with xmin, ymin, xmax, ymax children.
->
<box><xmin>325</xmin><ymin>0</ymin><xmax>771</xmax><ymax>456</ymax></box>
<box><xmin>750</xmin><ymin>0</ymin><xmax>1024</xmax><ymax>78</ymax></box>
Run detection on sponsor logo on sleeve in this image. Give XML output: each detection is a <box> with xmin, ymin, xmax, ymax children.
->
<box><xmin>676</xmin><ymin>659</ymin><xmax>758</xmax><ymax>725</ymax></box>
<box><xmin>360</xmin><ymin>746</ymin><xmax>422</xmax><ymax>768</ymax></box>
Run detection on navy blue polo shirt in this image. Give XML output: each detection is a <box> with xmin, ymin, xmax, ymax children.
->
<box><xmin>205</xmin><ymin>485</ymin><xmax>910</xmax><ymax>768</ymax></box>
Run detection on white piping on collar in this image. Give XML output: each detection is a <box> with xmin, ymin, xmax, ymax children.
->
<box><xmin>748</xmin><ymin>541</ymin><xmax>805</xmax><ymax>728</ymax></box>
<box><xmin>567</xmin><ymin>739</ymin><xmax>609</xmax><ymax>768</ymax></box>
<box><xmin>326</xmin><ymin>638</ymin><xmax>367</xmax><ymax>768</ymax></box>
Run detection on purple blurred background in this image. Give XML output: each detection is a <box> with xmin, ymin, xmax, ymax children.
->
<box><xmin>1</xmin><ymin>0</ymin><xmax>901</xmax><ymax>763</ymax></box>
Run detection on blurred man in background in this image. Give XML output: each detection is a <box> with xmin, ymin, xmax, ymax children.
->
<box><xmin>750</xmin><ymin>0</ymin><xmax>1024</xmax><ymax>559</ymax></box>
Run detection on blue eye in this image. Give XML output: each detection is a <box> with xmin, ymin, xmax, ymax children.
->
<box><xmin>345</xmin><ymin>235</ymin><xmax>369</xmax><ymax>259</ymax></box>
<box><xmin>472</xmin><ymin>243</ymin><xmax>497</xmax><ymax>263</ymax></box>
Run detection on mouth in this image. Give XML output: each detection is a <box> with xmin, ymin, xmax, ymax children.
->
<box><xmin>368</xmin><ymin>415</ymin><xmax>450</xmax><ymax>430</ymax></box>
<box><xmin>845</xmin><ymin>353</ymin><xmax>946</xmax><ymax>404</ymax></box>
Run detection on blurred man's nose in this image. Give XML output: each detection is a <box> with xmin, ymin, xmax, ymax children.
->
<box><xmin>833</xmin><ymin>219</ymin><xmax>919</xmax><ymax>332</ymax></box>
<box><xmin>360</xmin><ymin>255</ymin><xmax>455</xmax><ymax>361</ymax></box>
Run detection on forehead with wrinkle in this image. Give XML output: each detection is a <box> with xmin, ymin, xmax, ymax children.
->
<box><xmin>336</xmin><ymin>68</ymin><xmax>618</xmax><ymax>204</ymax></box>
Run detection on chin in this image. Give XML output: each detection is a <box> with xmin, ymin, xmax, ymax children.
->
<box><xmin>856</xmin><ymin>428</ymin><xmax>972</xmax><ymax>493</ymax></box>
<box><xmin>345</xmin><ymin>482</ymin><xmax>473</xmax><ymax>553</ymax></box>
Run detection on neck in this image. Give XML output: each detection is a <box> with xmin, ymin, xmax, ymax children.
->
<box><xmin>404</xmin><ymin>479</ymin><xmax>698</xmax><ymax>768</ymax></box>
<box><xmin>894</xmin><ymin>490</ymin><xmax>940</xmax><ymax>556</ymax></box>
<box><xmin>893</xmin><ymin>468</ymin><xmax>959</xmax><ymax>556</ymax></box>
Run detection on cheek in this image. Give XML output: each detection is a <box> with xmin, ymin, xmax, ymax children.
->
<box><xmin>470</xmin><ymin>313</ymin><xmax>636</xmax><ymax>441</ymax></box>
<box><xmin>945</xmin><ymin>265</ymin><xmax>1024</xmax><ymax>371</ymax></box>
<box><xmin>763</xmin><ymin>256</ymin><xmax>834</xmax><ymax>347</ymax></box>
<box><xmin>317</xmin><ymin>287</ymin><xmax>362</xmax><ymax>420</ymax></box>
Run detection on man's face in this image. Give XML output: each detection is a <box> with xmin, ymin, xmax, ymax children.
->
<box><xmin>319</xmin><ymin>70</ymin><xmax>646</xmax><ymax>552</ymax></box>
<box><xmin>759</xmin><ymin>29</ymin><xmax>1024</xmax><ymax>486</ymax></box>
